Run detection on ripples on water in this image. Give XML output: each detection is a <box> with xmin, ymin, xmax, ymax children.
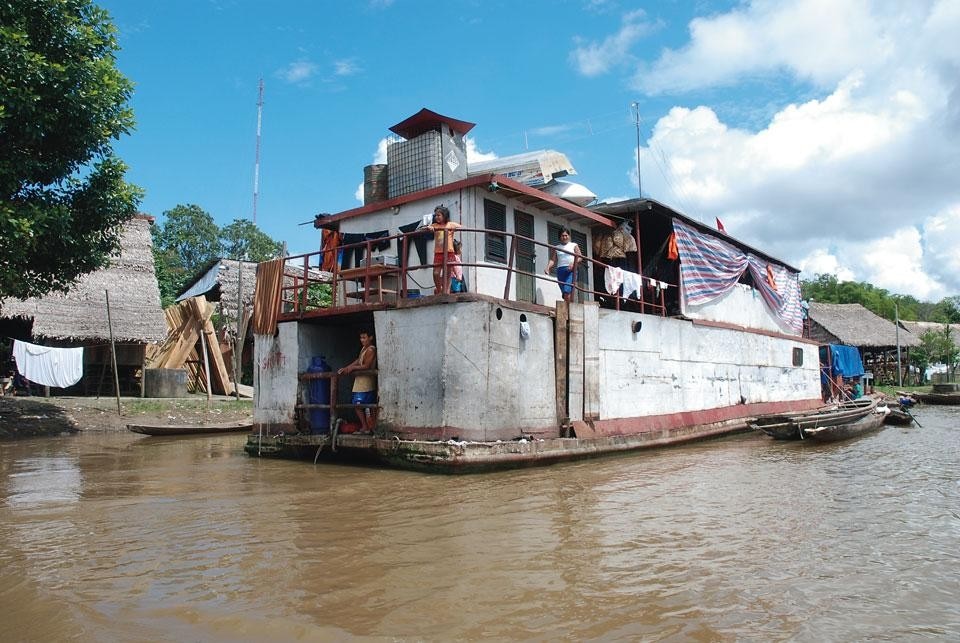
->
<box><xmin>1</xmin><ymin>407</ymin><xmax>958</xmax><ymax>641</ymax></box>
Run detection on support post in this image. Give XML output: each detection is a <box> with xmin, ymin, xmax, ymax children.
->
<box><xmin>199</xmin><ymin>322</ymin><xmax>212</xmax><ymax>411</ymax></box>
<box><xmin>105</xmin><ymin>290</ymin><xmax>122</xmax><ymax>417</ymax></box>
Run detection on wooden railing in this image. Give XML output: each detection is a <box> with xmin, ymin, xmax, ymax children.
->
<box><xmin>277</xmin><ymin>227</ymin><xmax>673</xmax><ymax>319</ymax></box>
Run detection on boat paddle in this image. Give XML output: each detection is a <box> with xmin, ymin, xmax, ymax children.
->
<box><xmin>901</xmin><ymin>405</ymin><xmax>922</xmax><ymax>428</ymax></box>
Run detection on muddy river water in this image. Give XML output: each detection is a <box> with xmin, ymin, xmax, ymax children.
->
<box><xmin>1</xmin><ymin>406</ymin><xmax>958</xmax><ymax>641</ymax></box>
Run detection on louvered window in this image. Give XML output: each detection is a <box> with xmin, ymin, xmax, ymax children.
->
<box><xmin>484</xmin><ymin>199</ymin><xmax>507</xmax><ymax>263</ymax></box>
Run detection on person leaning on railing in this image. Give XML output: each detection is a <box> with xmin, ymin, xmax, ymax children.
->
<box><xmin>545</xmin><ymin>228</ymin><xmax>582</xmax><ymax>303</ymax></box>
<box><xmin>427</xmin><ymin>205</ymin><xmax>461</xmax><ymax>295</ymax></box>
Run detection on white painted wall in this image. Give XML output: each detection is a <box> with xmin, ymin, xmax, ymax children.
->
<box><xmin>596</xmin><ymin>309</ymin><xmax>819</xmax><ymax>419</ymax></box>
<box><xmin>253</xmin><ymin>322</ymin><xmax>300</xmax><ymax>426</ymax></box>
<box><xmin>682</xmin><ymin>283</ymin><xmax>793</xmax><ymax>334</ymax></box>
<box><xmin>376</xmin><ymin>301</ymin><xmax>557</xmax><ymax>439</ymax></box>
<box><xmin>333</xmin><ymin>187</ymin><xmax>593</xmax><ymax>307</ymax></box>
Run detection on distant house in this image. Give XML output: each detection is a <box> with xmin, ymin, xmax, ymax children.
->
<box><xmin>0</xmin><ymin>215</ymin><xmax>167</xmax><ymax>394</ymax></box>
<box><xmin>176</xmin><ymin>258</ymin><xmax>258</xmax><ymax>339</ymax></box>
<box><xmin>898</xmin><ymin>320</ymin><xmax>956</xmax><ymax>344</ymax></box>
<box><xmin>806</xmin><ymin>302</ymin><xmax>920</xmax><ymax>384</ymax></box>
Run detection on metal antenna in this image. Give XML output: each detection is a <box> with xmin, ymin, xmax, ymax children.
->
<box><xmin>253</xmin><ymin>77</ymin><xmax>264</xmax><ymax>224</ymax></box>
<box><xmin>632</xmin><ymin>102</ymin><xmax>642</xmax><ymax>198</ymax></box>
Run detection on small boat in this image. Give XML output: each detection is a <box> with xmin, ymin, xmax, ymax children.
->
<box><xmin>128</xmin><ymin>420</ymin><xmax>253</xmax><ymax>436</ymax></box>
<box><xmin>882</xmin><ymin>406</ymin><xmax>915</xmax><ymax>426</ymax></box>
<box><xmin>914</xmin><ymin>391</ymin><xmax>960</xmax><ymax>405</ymax></box>
<box><xmin>750</xmin><ymin>397</ymin><xmax>878</xmax><ymax>440</ymax></box>
<box><xmin>802</xmin><ymin>411</ymin><xmax>886</xmax><ymax>442</ymax></box>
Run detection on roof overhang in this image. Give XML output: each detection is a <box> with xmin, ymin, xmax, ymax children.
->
<box><xmin>315</xmin><ymin>174</ymin><xmax>616</xmax><ymax>229</ymax></box>
<box><xmin>389</xmin><ymin>108</ymin><xmax>476</xmax><ymax>139</ymax></box>
<box><xmin>591</xmin><ymin>197</ymin><xmax>801</xmax><ymax>272</ymax></box>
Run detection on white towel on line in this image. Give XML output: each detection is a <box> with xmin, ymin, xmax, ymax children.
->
<box><xmin>13</xmin><ymin>340</ymin><xmax>84</xmax><ymax>388</ymax></box>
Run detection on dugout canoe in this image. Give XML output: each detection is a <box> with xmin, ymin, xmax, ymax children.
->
<box><xmin>127</xmin><ymin>420</ymin><xmax>253</xmax><ymax>436</ymax></box>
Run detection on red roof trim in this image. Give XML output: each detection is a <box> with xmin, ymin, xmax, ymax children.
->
<box><xmin>389</xmin><ymin>108</ymin><xmax>476</xmax><ymax>139</ymax></box>
<box><xmin>317</xmin><ymin>174</ymin><xmax>615</xmax><ymax>228</ymax></box>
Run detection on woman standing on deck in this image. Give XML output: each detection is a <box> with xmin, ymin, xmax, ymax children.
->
<box><xmin>545</xmin><ymin>228</ymin><xmax>582</xmax><ymax>303</ymax></box>
<box><xmin>427</xmin><ymin>205</ymin><xmax>461</xmax><ymax>295</ymax></box>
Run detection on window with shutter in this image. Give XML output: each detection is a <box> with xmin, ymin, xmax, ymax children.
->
<box><xmin>484</xmin><ymin>199</ymin><xmax>507</xmax><ymax>263</ymax></box>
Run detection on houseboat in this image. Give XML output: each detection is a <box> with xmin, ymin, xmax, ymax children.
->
<box><xmin>245</xmin><ymin>108</ymin><xmax>822</xmax><ymax>472</ymax></box>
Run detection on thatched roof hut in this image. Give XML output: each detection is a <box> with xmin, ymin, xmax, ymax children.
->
<box><xmin>176</xmin><ymin>258</ymin><xmax>258</xmax><ymax>336</ymax></box>
<box><xmin>899</xmin><ymin>320</ymin><xmax>957</xmax><ymax>343</ymax></box>
<box><xmin>807</xmin><ymin>302</ymin><xmax>920</xmax><ymax>349</ymax></box>
<box><xmin>0</xmin><ymin>215</ymin><xmax>166</xmax><ymax>344</ymax></box>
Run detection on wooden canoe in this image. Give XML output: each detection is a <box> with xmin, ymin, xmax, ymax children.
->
<box><xmin>801</xmin><ymin>411</ymin><xmax>886</xmax><ymax>442</ymax></box>
<box><xmin>127</xmin><ymin>420</ymin><xmax>253</xmax><ymax>436</ymax></box>
<box><xmin>883</xmin><ymin>408</ymin><xmax>915</xmax><ymax>426</ymax></box>
<box><xmin>750</xmin><ymin>397</ymin><xmax>878</xmax><ymax>440</ymax></box>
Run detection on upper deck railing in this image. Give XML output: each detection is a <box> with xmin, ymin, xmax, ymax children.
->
<box><xmin>276</xmin><ymin>227</ymin><xmax>673</xmax><ymax>320</ymax></box>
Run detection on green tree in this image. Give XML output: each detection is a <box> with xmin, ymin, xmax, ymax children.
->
<box><xmin>220</xmin><ymin>218</ymin><xmax>281</xmax><ymax>261</ymax></box>
<box><xmin>0</xmin><ymin>0</ymin><xmax>141</xmax><ymax>300</ymax></box>
<box><xmin>151</xmin><ymin>206</ymin><xmax>283</xmax><ymax>307</ymax></box>
<box><xmin>152</xmin><ymin>204</ymin><xmax>222</xmax><ymax>305</ymax></box>
<box><xmin>910</xmin><ymin>325</ymin><xmax>959</xmax><ymax>382</ymax></box>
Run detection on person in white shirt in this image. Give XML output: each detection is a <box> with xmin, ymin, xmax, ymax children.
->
<box><xmin>544</xmin><ymin>228</ymin><xmax>582</xmax><ymax>302</ymax></box>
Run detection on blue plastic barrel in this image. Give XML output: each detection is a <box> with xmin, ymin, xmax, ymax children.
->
<box><xmin>307</xmin><ymin>356</ymin><xmax>331</xmax><ymax>434</ymax></box>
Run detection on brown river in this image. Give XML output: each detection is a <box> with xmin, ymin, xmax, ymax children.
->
<box><xmin>2</xmin><ymin>406</ymin><xmax>958</xmax><ymax>641</ymax></box>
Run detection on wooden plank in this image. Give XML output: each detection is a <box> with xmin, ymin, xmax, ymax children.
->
<box><xmin>583</xmin><ymin>302</ymin><xmax>600</xmax><ymax>421</ymax></box>
<box><xmin>568</xmin><ymin>303</ymin><xmax>585</xmax><ymax>422</ymax></box>
<box><xmin>202</xmin><ymin>318</ymin><xmax>235</xmax><ymax>396</ymax></box>
<box><xmin>554</xmin><ymin>301</ymin><xmax>569</xmax><ymax>428</ymax></box>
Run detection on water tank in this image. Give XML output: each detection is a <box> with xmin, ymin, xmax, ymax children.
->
<box><xmin>306</xmin><ymin>356</ymin><xmax>332</xmax><ymax>434</ymax></box>
<box><xmin>363</xmin><ymin>164</ymin><xmax>389</xmax><ymax>204</ymax></box>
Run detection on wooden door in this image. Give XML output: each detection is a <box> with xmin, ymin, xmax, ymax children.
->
<box><xmin>514</xmin><ymin>210</ymin><xmax>536</xmax><ymax>302</ymax></box>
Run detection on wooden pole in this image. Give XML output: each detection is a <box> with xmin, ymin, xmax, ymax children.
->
<box><xmin>235</xmin><ymin>261</ymin><xmax>243</xmax><ymax>401</ymax></box>
<box><xmin>199</xmin><ymin>322</ymin><xmax>212</xmax><ymax>411</ymax></box>
<box><xmin>105</xmin><ymin>290</ymin><xmax>122</xmax><ymax>417</ymax></box>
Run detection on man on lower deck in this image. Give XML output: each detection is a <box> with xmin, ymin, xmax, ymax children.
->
<box><xmin>337</xmin><ymin>330</ymin><xmax>378</xmax><ymax>433</ymax></box>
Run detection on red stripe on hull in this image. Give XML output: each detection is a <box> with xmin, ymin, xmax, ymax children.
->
<box><xmin>592</xmin><ymin>398</ymin><xmax>823</xmax><ymax>437</ymax></box>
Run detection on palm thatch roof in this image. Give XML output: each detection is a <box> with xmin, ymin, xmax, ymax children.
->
<box><xmin>899</xmin><ymin>320</ymin><xmax>957</xmax><ymax>343</ymax></box>
<box><xmin>176</xmin><ymin>258</ymin><xmax>258</xmax><ymax>335</ymax></box>
<box><xmin>807</xmin><ymin>302</ymin><xmax>920</xmax><ymax>349</ymax></box>
<box><xmin>0</xmin><ymin>215</ymin><xmax>167</xmax><ymax>344</ymax></box>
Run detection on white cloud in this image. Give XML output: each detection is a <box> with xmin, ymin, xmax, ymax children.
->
<box><xmin>334</xmin><ymin>58</ymin><xmax>361</xmax><ymax>77</ymax></box>
<box><xmin>276</xmin><ymin>60</ymin><xmax>317</xmax><ymax>84</ymax></box>
<box><xmin>570</xmin><ymin>10</ymin><xmax>654</xmax><ymax>77</ymax></box>
<box><xmin>635</xmin><ymin>0</ymin><xmax>892</xmax><ymax>94</ymax></box>
<box><xmin>603</xmin><ymin>0</ymin><xmax>960</xmax><ymax>300</ymax></box>
<box><xmin>466</xmin><ymin>137</ymin><xmax>497</xmax><ymax>163</ymax></box>
<box><xmin>372</xmin><ymin>138</ymin><xmax>390</xmax><ymax>164</ymax></box>
<box><xmin>355</xmin><ymin>182</ymin><xmax>364</xmax><ymax>203</ymax></box>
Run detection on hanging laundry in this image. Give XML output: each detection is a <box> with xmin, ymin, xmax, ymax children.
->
<box><xmin>667</xmin><ymin>232</ymin><xmax>679</xmax><ymax>261</ymax></box>
<box><xmin>621</xmin><ymin>271</ymin><xmax>643</xmax><ymax>299</ymax></box>
<box><xmin>12</xmin><ymin>340</ymin><xmax>83</xmax><ymax>388</ymax></box>
<box><xmin>765</xmin><ymin>264</ymin><xmax>778</xmax><ymax>291</ymax></box>
<box><xmin>604</xmin><ymin>267</ymin><xmax>624</xmax><ymax>295</ymax></box>
<box><xmin>321</xmin><ymin>229</ymin><xmax>341</xmax><ymax>272</ymax></box>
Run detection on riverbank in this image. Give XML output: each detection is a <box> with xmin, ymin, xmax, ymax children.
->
<box><xmin>0</xmin><ymin>395</ymin><xmax>253</xmax><ymax>439</ymax></box>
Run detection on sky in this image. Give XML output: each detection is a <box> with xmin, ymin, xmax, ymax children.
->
<box><xmin>101</xmin><ymin>0</ymin><xmax>960</xmax><ymax>302</ymax></box>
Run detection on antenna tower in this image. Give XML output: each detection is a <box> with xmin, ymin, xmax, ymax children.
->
<box><xmin>632</xmin><ymin>101</ymin><xmax>642</xmax><ymax>199</ymax></box>
<box><xmin>253</xmin><ymin>78</ymin><xmax>264</xmax><ymax>224</ymax></box>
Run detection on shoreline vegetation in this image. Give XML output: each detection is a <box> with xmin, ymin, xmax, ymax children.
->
<box><xmin>0</xmin><ymin>395</ymin><xmax>252</xmax><ymax>439</ymax></box>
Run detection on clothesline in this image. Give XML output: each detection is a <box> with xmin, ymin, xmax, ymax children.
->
<box><xmin>604</xmin><ymin>266</ymin><xmax>672</xmax><ymax>298</ymax></box>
